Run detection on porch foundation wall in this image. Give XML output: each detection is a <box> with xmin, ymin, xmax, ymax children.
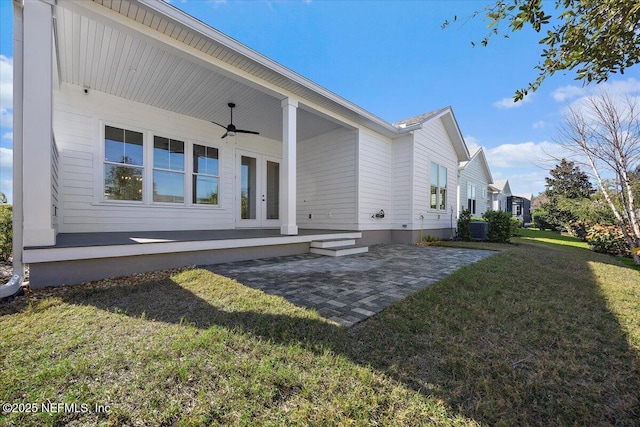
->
<box><xmin>28</xmin><ymin>243</ymin><xmax>309</xmax><ymax>288</ymax></box>
<box><xmin>361</xmin><ymin>228</ymin><xmax>455</xmax><ymax>245</ymax></box>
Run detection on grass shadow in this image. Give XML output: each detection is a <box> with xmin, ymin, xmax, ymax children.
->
<box><xmin>6</xmin><ymin>237</ymin><xmax>639</xmax><ymax>425</ymax></box>
<box><xmin>60</xmin><ymin>274</ymin><xmax>343</xmax><ymax>351</ymax></box>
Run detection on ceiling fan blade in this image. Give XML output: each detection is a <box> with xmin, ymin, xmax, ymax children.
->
<box><xmin>211</xmin><ymin>121</ymin><xmax>228</xmax><ymax>130</ymax></box>
<box><xmin>236</xmin><ymin>129</ymin><xmax>260</xmax><ymax>135</ymax></box>
<box><xmin>221</xmin><ymin>132</ymin><xmax>228</xmax><ymax>139</ymax></box>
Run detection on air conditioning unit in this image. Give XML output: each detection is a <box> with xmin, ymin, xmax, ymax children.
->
<box><xmin>469</xmin><ymin>221</ymin><xmax>488</xmax><ymax>241</ymax></box>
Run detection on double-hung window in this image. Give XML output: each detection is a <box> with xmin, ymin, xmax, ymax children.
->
<box><xmin>193</xmin><ymin>144</ymin><xmax>219</xmax><ymax>205</ymax></box>
<box><xmin>153</xmin><ymin>136</ymin><xmax>185</xmax><ymax>203</ymax></box>
<box><xmin>430</xmin><ymin>162</ymin><xmax>448</xmax><ymax>210</ymax></box>
<box><xmin>467</xmin><ymin>184</ymin><xmax>477</xmax><ymax>214</ymax></box>
<box><xmin>104</xmin><ymin>125</ymin><xmax>222</xmax><ymax>206</ymax></box>
<box><xmin>104</xmin><ymin>125</ymin><xmax>144</xmax><ymax>201</ymax></box>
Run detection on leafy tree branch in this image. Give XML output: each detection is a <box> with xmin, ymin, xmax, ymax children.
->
<box><xmin>444</xmin><ymin>0</ymin><xmax>640</xmax><ymax>100</ymax></box>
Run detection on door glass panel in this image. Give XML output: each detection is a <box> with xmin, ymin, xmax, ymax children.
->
<box><xmin>241</xmin><ymin>156</ymin><xmax>257</xmax><ymax>219</ymax></box>
<box><xmin>266</xmin><ymin>161</ymin><xmax>279</xmax><ymax>220</ymax></box>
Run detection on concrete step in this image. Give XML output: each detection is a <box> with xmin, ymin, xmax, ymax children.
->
<box><xmin>310</xmin><ymin>244</ymin><xmax>369</xmax><ymax>257</ymax></box>
<box><xmin>310</xmin><ymin>238</ymin><xmax>356</xmax><ymax>249</ymax></box>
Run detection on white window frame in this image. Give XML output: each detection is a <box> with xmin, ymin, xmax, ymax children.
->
<box><xmin>430</xmin><ymin>162</ymin><xmax>448</xmax><ymax>211</ymax></box>
<box><xmin>152</xmin><ymin>134</ymin><xmax>186</xmax><ymax>205</ymax></box>
<box><xmin>191</xmin><ymin>142</ymin><xmax>221</xmax><ymax>207</ymax></box>
<box><xmin>467</xmin><ymin>184</ymin><xmax>476</xmax><ymax>214</ymax></box>
<box><xmin>98</xmin><ymin>121</ymin><xmax>147</xmax><ymax>205</ymax></box>
<box><xmin>96</xmin><ymin>122</ymin><xmax>224</xmax><ymax>209</ymax></box>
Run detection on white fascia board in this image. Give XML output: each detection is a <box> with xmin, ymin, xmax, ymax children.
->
<box><xmin>463</xmin><ymin>148</ymin><xmax>494</xmax><ymax>184</ymax></box>
<box><xmin>477</xmin><ymin>149</ymin><xmax>494</xmax><ymax>184</ymax></box>
<box><xmin>440</xmin><ymin>108</ymin><xmax>470</xmax><ymax>162</ymax></box>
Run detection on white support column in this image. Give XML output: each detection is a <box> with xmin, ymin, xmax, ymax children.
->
<box><xmin>280</xmin><ymin>98</ymin><xmax>298</xmax><ymax>235</ymax></box>
<box><xmin>22</xmin><ymin>0</ymin><xmax>56</xmax><ymax>246</ymax></box>
<box><xmin>12</xmin><ymin>0</ymin><xmax>24</xmax><ymax>278</ymax></box>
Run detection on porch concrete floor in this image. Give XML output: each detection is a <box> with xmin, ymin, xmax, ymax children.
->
<box><xmin>206</xmin><ymin>244</ymin><xmax>495</xmax><ymax>327</ymax></box>
<box><xmin>35</xmin><ymin>228</ymin><xmax>354</xmax><ymax>249</ymax></box>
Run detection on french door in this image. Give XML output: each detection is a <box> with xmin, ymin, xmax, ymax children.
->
<box><xmin>236</xmin><ymin>150</ymin><xmax>281</xmax><ymax>228</ymax></box>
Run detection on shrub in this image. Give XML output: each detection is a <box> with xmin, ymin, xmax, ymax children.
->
<box><xmin>586</xmin><ymin>224</ymin><xmax>630</xmax><ymax>257</ymax></box>
<box><xmin>533</xmin><ymin>209</ymin><xmax>554</xmax><ymax>230</ymax></box>
<box><xmin>0</xmin><ymin>203</ymin><xmax>12</xmax><ymax>262</ymax></box>
<box><xmin>418</xmin><ymin>234</ymin><xmax>440</xmax><ymax>246</ymax></box>
<box><xmin>482</xmin><ymin>210</ymin><xmax>513</xmax><ymax>243</ymax></box>
<box><xmin>568</xmin><ymin>220</ymin><xmax>589</xmax><ymax>241</ymax></box>
<box><xmin>457</xmin><ymin>209</ymin><xmax>472</xmax><ymax>241</ymax></box>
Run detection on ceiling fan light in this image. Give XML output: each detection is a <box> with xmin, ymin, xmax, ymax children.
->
<box><xmin>227</xmin><ymin>130</ymin><xmax>236</xmax><ymax>137</ymax></box>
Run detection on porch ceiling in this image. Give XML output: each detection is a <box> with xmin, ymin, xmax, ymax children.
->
<box><xmin>53</xmin><ymin>1</ymin><xmax>342</xmax><ymax>142</ymax></box>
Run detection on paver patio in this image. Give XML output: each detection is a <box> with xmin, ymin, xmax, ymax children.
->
<box><xmin>207</xmin><ymin>244</ymin><xmax>495</xmax><ymax>327</ymax></box>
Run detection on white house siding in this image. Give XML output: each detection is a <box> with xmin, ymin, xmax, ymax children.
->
<box><xmin>51</xmin><ymin>137</ymin><xmax>60</xmax><ymax>231</ymax></box>
<box><xmin>392</xmin><ymin>135</ymin><xmax>413</xmax><ymax>227</ymax></box>
<box><xmin>296</xmin><ymin>127</ymin><xmax>358</xmax><ymax>229</ymax></box>
<box><xmin>358</xmin><ymin>128</ymin><xmax>394</xmax><ymax>229</ymax></box>
<box><xmin>412</xmin><ymin>118</ymin><xmax>458</xmax><ymax>232</ymax></box>
<box><xmin>493</xmin><ymin>193</ymin><xmax>509</xmax><ymax>212</ymax></box>
<box><xmin>459</xmin><ymin>156</ymin><xmax>490</xmax><ymax>217</ymax></box>
<box><xmin>53</xmin><ymin>83</ymin><xmax>281</xmax><ymax>233</ymax></box>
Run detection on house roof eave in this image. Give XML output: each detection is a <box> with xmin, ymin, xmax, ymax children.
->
<box><xmin>439</xmin><ymin>107</ymin><xmax>471</xmax><ymax>162</ymax></box>
<box><xmin>394</xmin><ymin>106</ymin><xmax>470</xmax><ymax>161</ymax></box>
<box><xmin>133</xmin><ymin>0</ymin><xmax>402</xmax><ymax>138</ymax></box>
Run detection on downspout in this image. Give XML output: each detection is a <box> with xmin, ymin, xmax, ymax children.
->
<box><xmin>450</xmin><ymin>206</ymin><xmax>454</xmax><ymax>240</ymax></box>
<box><xmin>2</xmin><ymin>0</ymin><xmax>25</xmax><ymax>298</ymax></box>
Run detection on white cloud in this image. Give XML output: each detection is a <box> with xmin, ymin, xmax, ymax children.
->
<box><xmin>0</xmin><ymin>179</ymin><xmax>11</xmax><ymax>204</ymax></box>
<box><xmin>551</xmin><ymin>85</ymin><xmax>587</xmax><ymax>102</ymax></box>
<box><xmin>492</xmin><ymin>93</ymin><xmax>533</xmax><ymax>109</ymax></box>
<box><xmin>558</xmin><ymin>79</ymin><xmax>640</xmax><ymax>127</ymax></box>
<box><xmin>0</xmin><ymin>147</ymin><xmax>12</xmax><ymax>203</ymax></box>
<box><xmin>497</xmin><ymin>169</ymin><xmax>548</xmax><ymax>197</ymax></box>
<box><xmin>2</xmin><ymin>132</ymin><xmax>12</xmax><ymax>141</ymax></box>
<box><xmin>0</xmin><ymin>109</ymin><xmax>11</xmax><ymax>128</ymax></box>
<box><xmin>0</xmin><ymin>56</ymin><xmax>13</xmax><ymax>131</ymax></box>
<box><xmin>464</xmin><ymin>135</ymin><xmax>479</xmax><ymax>150</ymax></box>
<box><xmin>484</xmin><ymin>141</ymin><xmax>570</xmax><ymax>169</ymax></box>
<box><xmin>532</xmin><ymin>120</ymin><xmax>546</xmax><ymax>129</ymax></box>
<box><xmin>0</xmin><ymin>56</ymin><xmax>12</xmax><ymax>112</ymax></box>
<box><xmin>552</xmin><ymin>77</ymin><xmax>640</xmax><ymax>103</ymax></box>
<box><xmin>0</xmin><ymin>147</ymin><xmax>11</xmax><ymax>168</ymax></box>
<box><xmin>485</xmin><ymin>140</ymin><xmax>598</xmax><ymax>196</ymax></box>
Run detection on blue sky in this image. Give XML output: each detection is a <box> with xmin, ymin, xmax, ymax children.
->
<box><xmin>1</xmin><ymin>0</ymin><xmax>639</xmax><ymax>203</ymax></box>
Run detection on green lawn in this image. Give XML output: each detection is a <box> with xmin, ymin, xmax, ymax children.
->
<box><xmin>514</xmin><ymin>227</ymin><xmax>591</xmax><ymax>250</ymax></box>
<box><xmin>1</xmin><ymin>230</ymin><xmax>639</xmax><ymax>426</ymax></box>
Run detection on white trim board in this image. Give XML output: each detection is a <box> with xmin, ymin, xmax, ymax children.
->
<box><xmin>24</xmin><ymin>231</ymin><xmax>362</xmax><ymax>263</ymax></box>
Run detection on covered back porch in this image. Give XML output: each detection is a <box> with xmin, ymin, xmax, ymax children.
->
<box><xmin>13</xmin><ymin>0</ymin><xmax>402</xmax><ymax>286</ymax></box>
<box><xmin>24</xmin><ymin>228</ymin><xmax>363</xmax><ymax>288</ymax></box>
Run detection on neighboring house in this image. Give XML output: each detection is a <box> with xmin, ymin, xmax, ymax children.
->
<box><xmin>12</xmin><ymin>0</ymin><xmax>470</xmax><ymax>287</ymax></box>
<box><xmin>457</xmin><ymin>147</ymin><xmax>493</xmax><ymax>218</ymax></box>
<box><xmin>508</xmin><ymin>194</ymin><xmax>532</xmax><ymax>224</ymax></box>
<box><xmin>490</xmin><ymin>179</ymin><xmax>512</xmax><ymax>213</ymax></box>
